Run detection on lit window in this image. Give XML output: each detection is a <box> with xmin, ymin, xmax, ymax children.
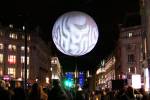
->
<box><xmin>8</xmin><ymin>68</ymin><xmax>16</xmax><ymax>78</ymax></box>
<box><xmin>21</xmin><ymin>46</ymin><xmax>25</xmax><ymax>51</ymax></box>
<box><xmin>27</xmin><ymin>47</ymin><xmax>30</xmax><ymax>53</ymax></box>
<box><xmin>9</xmin><ymin>24</ymin><xmax>13</xmax><ymax>28</ymax></box>
<box><xmin>21</xmin><ymin>56</ymin><xmax>25</xmax><ymax>63</ymax></box>
<box><xmin>0</xmin><ymin>54</ymin><xmax>3</xmax><ymax>63</ymax></box>
<box><xmin>8</xmin><ymin>55</ymin><xmax>16</xmax><ymax>64</ymax></box>
<box><xmin>0</xmin><ymin>67</ymin><xmax>2</xmax><ymax>76</ymax></box>
<box><xmin>0</xmin><ymin>31</ymin><xmax>3</xmax><ymax>36</ymax></box>
<box><xmin>21</xmin><ymin>46</ymin><xmax>29</xmax><ymax>53</ymax></box>
<box><xmin>22</xmin><ymin>35</ymin><xmax>25</xmax><ymax>39</ymax></box>
<box><xmin>27</xmin><ymin>57</ymin><xmax>29</xmax><ymax>65</ymax></box>
<box><xmin>27</xmin><ymin>35</ymin><xmax>30</xmax><ymax>41</ymax></box>
<box><xmin>9</xmin><ymin>33</ymin><xmax>17</xmax><ymax>39</ymax></box>
<box><xmin>21</xmin><ymin>69</ymin><xmax>29</xmax><ymax>79</ymax></box>
<box><xmin>8</xmin><ymin>44</ymin><xmax>16</xmax><ymax>51</ymax></box>
<box><xmin>21</xmin><ymin>56</ymin><xmax>29</xmax><ymax>65</ymax></box>
<box><xmin>128</xmin><ymin>32</ymin><xmax>133</xmax><ymax>38</ymax></box>
<box><xmin>0</xmin><ymin>43</ymin><xmax>4</xmax><ymax>49</ymax></box>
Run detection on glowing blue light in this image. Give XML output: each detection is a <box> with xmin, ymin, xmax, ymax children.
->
<box><xmin>78</xmin><ymin>72</ymin><xmax>84</xmax><ymax>87</ymax></box>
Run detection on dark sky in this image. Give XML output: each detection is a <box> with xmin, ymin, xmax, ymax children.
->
<box><xmin>0</xmin><ymin>0</ymin><xmax>140</xmax><ymax>72</ymax></box>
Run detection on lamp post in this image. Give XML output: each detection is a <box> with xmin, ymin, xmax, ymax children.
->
<box><xmin>23</xmin><ymin>26</ymin><xmax>27</xmax><ymax>89</ymax></box>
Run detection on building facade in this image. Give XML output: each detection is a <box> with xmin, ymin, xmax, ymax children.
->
<box><xmin>116</xmin><ymin>25</ymin><xmax>145</xmax><ymax>85</ymax></box>
<box><xmin>50</xmin><ymin>57</ymin><xmax>62</xmax><ymax>81</ymax></box>
<box><xmin>0</xmin><ymin>24</ymin><xmax>51</xmax><ymax>85</ymax></box>
<box><xmin>140</xmin><ymin>0</ymin><xmax>150</xmax><ymax>66</ymax></box>
<box><xmin>96</xmin><ymin>56</ymin><xmax>116</xmax><ymax>89</ymax></box>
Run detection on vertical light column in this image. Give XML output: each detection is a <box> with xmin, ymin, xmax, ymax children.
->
<box><xmin>23</xmin><ymin>26</ymin><xmax>27</xmax><ymax>89</ymax></box>
<box><xmin>144</xmin><ymin>68</ymin><xmax>149</xmax><ymax>91</ymax></box>
<box><xmin>143</xmin><ymin>0</ymin><xmax>150</xmax><ymax>65</ymax></box>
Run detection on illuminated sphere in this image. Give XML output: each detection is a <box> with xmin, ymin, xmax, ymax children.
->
<box><xmin>52</xmin><ymin>11</ymin><xmax>99</xmax><ymax>56</ymax></box>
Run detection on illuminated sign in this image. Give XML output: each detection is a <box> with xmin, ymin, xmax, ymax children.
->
<box><xmin>132</xmin><ymin>74</ymin><xmax>141</xmax><ymax>89</ymax></box>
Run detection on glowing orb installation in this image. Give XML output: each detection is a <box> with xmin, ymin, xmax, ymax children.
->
<box><xmin>52</xmin><ymin>11</ymin><xmax>99</xmax><ymax>56</ymax></box>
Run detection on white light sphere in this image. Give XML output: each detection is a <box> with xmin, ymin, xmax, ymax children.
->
<box><xmin>52</xmin><ymin>11</ymin><xmax>99</xmax><ymax>56</ymax></box>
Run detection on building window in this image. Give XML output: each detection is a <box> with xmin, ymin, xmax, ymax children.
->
<box><xmin>0</xmin><ymin>67</ymin><xmax>2</xmax><ymax>76</ymax></box>
<box><xmin>21</xmin><ymin>69</ymin><xmax>29</xmax><ymax>79</ymax></box>
<box><xmin>9</xmin><ymin>33</ymin><xmax>17</xmax><ymax>39</ymax></box>
<box><xmin>21</xmin><ymin>35</ymin><xmax>30</xmax><ymax>41</ymax></box>
<box><xmin>21</xmin><ymin>56</ymin><xmax>29</xmax><ymax>65</ymax></box>
<box><xmin>8</xmin><ymin>55</ymin><xmax>16</xmax><ymax>64</ymax></box>
<box><xmin>0</xmin><ymin>43</ymin><xmax>4</xmax><ymax>49</ymax></box>
<box><xmin>0</xmin><ymin>54</ymin><xmax>3</xmax><ymax>63</ymax></box>
<box><xmin>127</xmin><ymin>44</ymin><xmax>132</xmax><ymax>50</ymax></box>
<box><xmin>27</xmin><ymin>35</ymin><xmax>30</xmax><ymax>41</ymax></box>
<box><xmin>22</xmin><ymin>35</ymin><xmax>25</xmax><ymax>39</ymax></box>
<box><xmin>27</xmin><ymin>57</ymin><xmax>30</xmax><ymax>65</ymax></box>
<box><xmin>0</xmin><ymin>31</ymin><xmax>3</xmax><ymax>36</ymax></box>
<box><xmin>21</xmin><ymin>56</ymin><xmax>25</xmax><ymax>63</ymax></box>
<box><xmin>21</xmin><ymin>46</ymin><xmax>30</xmax><ymax>53</ymax></box>
<box><xmin>127</xmin><ymin>44</ymin><xmax>135</xmax><ymax>51</ymax></box>
<box><xmin>21</xmin><ymin>46</ymin><xmax>25</xmax><ymax>51</ymax></box>
<box><xmin>27</xmin><ymin>47</ymin><xmax>30</xmax><ymax>52</ymax></box>
<box><xmin>128</xmin><ymin>32</ymin><xmax>133</xmax><ymax>38</ymax></box>
<box><xmin>8</xmin><ymin>44</ymin><xmax>16</xmax><ymax>51</ymax></box>
<box><xmin>8</xmin><ymin>68</ymin><xmax>15</xmax><ymax>78</ymax></box>
<box><xmin>9</xmin><ymin>24</ymin><xmax>13</xmax><ymax>28</ymax></box>
<box><xmin>128</xmin><ymin>54</ymin><xmax>135</xmax><ymax>64</ymax></box>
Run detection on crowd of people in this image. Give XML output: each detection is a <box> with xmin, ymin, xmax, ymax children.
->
<box><xmin>0</xmin><ymin>79</ymin><xmax>150</xmax><ymax>100</ymax></box>
<box><xmin>91</xmin><ymin>85</ymin><xmax>150</xmax><ymax>100</ymax></box>
<box><xmin>0</xmin><ymin>79</ymin><xmax>86</xmax><ymax>100</ymax></box>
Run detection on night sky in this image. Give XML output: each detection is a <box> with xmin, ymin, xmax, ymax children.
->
<box><xmin>0</xmin><ymin>0</ymin><xmax>140</xmax><ymax>72</ymax></box>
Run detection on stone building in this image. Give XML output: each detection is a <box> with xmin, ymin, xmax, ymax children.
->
<box><xmin>0</xmin><ymin>24</ymin><xmax>52</xmax><ymax>85</ymax></box>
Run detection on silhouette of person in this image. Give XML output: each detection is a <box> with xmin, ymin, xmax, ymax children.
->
<box><xmin>48</xmin><ymin>79</ymin><xmax>69</xmax><ymax>100</ymax></box>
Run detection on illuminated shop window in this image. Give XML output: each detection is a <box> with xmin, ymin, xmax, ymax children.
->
<box><xmin>8</xmin><ymin>55</ymin><xmax>16</xmax><ymax>64</ymax></box>
<box><xmin>21</xmin><ymin>56</ymin><xmax>29</xmax><ymax>65</ymax></box>
<box><xmin>0</xmin><ymin>43</ymin><xmax>4</xmax><ymax>49</ymax></box>
<box><xmin>0</xmin><ymin>54</ymin><xmax>3</xmax><ymax>63</ymax></box>
<box><xmin>9</xmin><ymin>33</ymin><xmax>17</xmax><ymax>39</ymax></box>
<box><xmin>0</xmin><ymin>67</ymin><xmax>2</xmax><ymax>76</ymax></box>
<box><xmin>8</xmin><ymin>68</ymin><xmax>16</xmax><ymax>78</ymax></box>
<box><xmin>8</xmin><ymin>44</ymin><xmax>16</xmax><ymax>51</ymax></box>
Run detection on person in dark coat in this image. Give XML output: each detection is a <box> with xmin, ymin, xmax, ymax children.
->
<box><xmin>12</xmin><ymin>81</ymin><xmax>26</xmax><ymax>100</ymax></box>
<box><xmin>0</xmin><ymin>80</ymin><xmax>11</xmax><ymax>100</ymax></box>
<box><xmin>48</xmin><ymin>79</ymin><xmax>69</xmax><ymax>100</ymax></box>
<box><xmin>28</xmin><ymin>83</ymin><xmax>41</xmax><ymax>100</ymax></box>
